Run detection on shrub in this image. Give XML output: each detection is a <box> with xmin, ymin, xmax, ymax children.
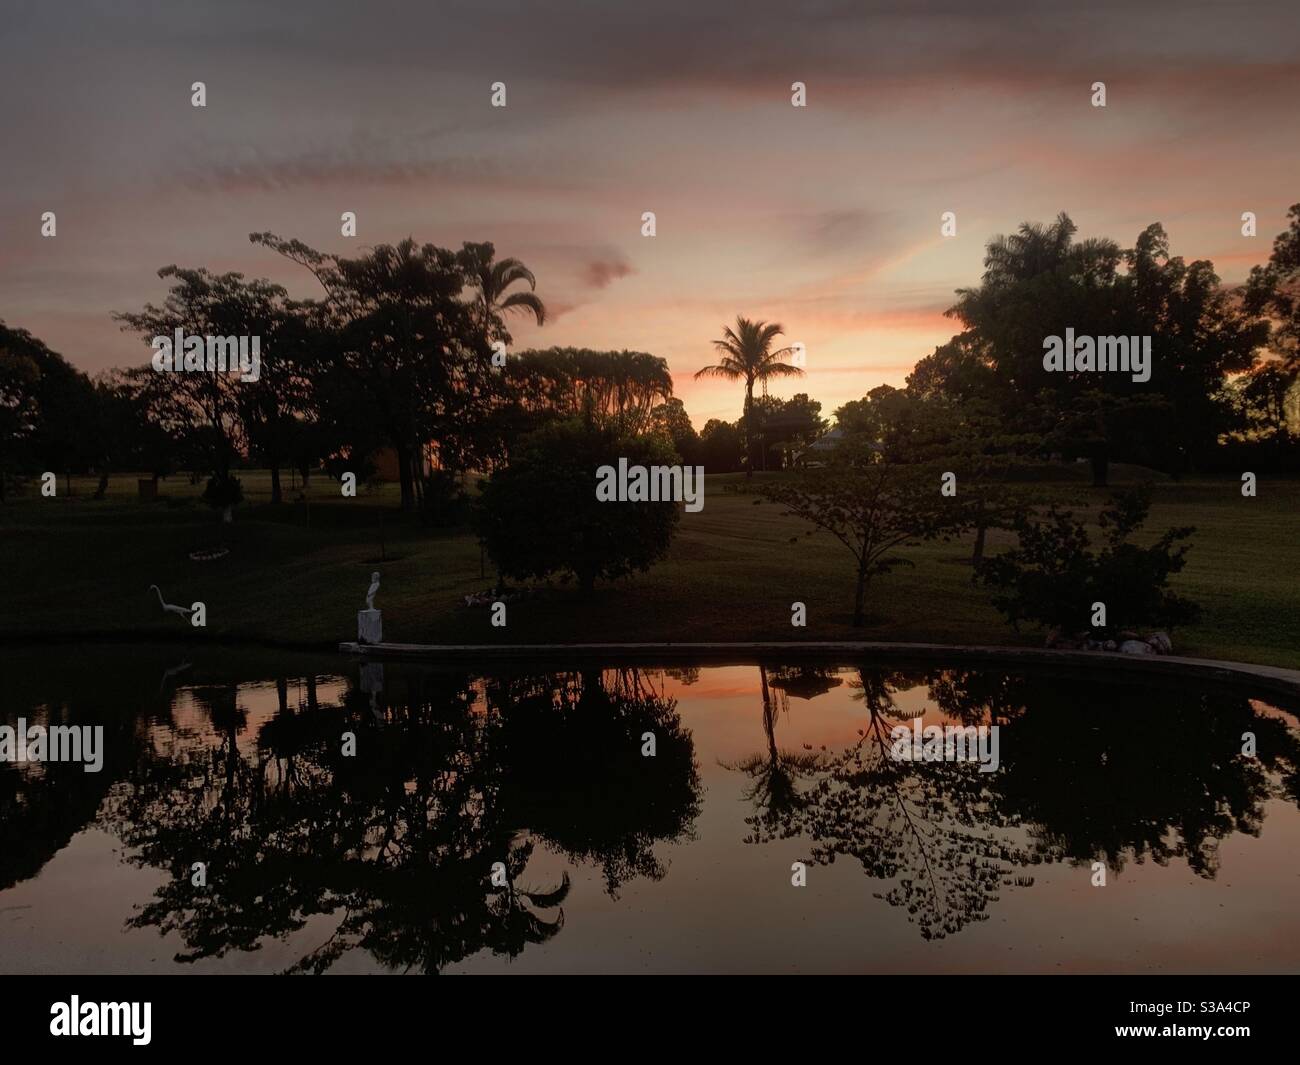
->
<box><xmin>420</xmin><ymin>468</ymin><xmax>470</xmax><ymax>527</ymax></box>
<box><xmin>201</xmin><ymin>473</ymin><xmax>243</xmax><ymax>521</ymax></box>
<box><xmin>474</xmin><ymin>419</ymin><xmax>680</xmax><ymax>596</ymax></box>
<box><xmin>975</xmin><ymin>485</ymin><xmax>1199</xmax><ymax>638</ymax></box>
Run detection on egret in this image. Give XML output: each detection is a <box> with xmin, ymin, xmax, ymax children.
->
<box><xmin>149</xmin><ymin>585</ymin><xmax>194</xmax><ymax>619</ymax></box>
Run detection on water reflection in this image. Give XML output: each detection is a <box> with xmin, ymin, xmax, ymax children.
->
<box><xmin>733</xmin><ymin>667</ymin><xmax>1300</xmax><ymax>941</ymax></box>
<box><xmin>737</xmin><ymin>668</ymin><xmax>1036</xmax><ymax>941</ymax></box>
<box><xmin>1</xmin><ymin>648</ymin><xmax>1298</xmax><ymax>973</ymax></box>
<box><xmin>96</xmin><ymin>666</ymin><xmax>701</xmax><ymax>973</ymax></box>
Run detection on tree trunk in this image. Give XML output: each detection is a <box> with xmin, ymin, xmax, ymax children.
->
<box><xmin>971</xmin><ymin>496</ymin><xmax>987</xmax><ymax>565</ymax></box>
<box><xmin>759</xmin><ymin>664</ymin><xmax>777</xmax><ymax>761</ymax></box>
<box><xmin>743</xmin><ymin>383</ymin><xmax>755</xmax><ymax>478</ymax></box>
<box><xmin>270</xmin><ymin>463</ymin><xmax>282</xmax><ymax>505</ymax></box>
<box><xmin>396</xmin><ymin>443</ymin><xmax>415</xmax><ymax>511</ymax></box>
<box><xmin>93</xmin><ymin>470</ymin><xmax>110</xmax><ymax>500</ymax></box>
<box><xmin>1169</xmin><ymin>445</ymin><xmax>1190</xmax><ymax>481</ymax></box>
<box><xmin>1089</xmin><ymin>446</ymin><xmax>1109</xmax><ymax>488</ymax></box>
<box><xmin>852</xmin><ymin>565</ymin><xmax>869</xmax><ymax>627</ymax></box>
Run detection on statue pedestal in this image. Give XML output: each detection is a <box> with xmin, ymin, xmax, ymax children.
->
<box><xmin>361</xmin><ymin>661</ymin><xmax>384</xmax><ymax>718</ymax></box>
<box><xmin>357</xmin><ymin>609</ymin><xmax>382</xmax><ymax>645</ymax></box>
<box><xmin>360</xmin><ymin>662</ymin><xmax>384</xmax><ymax>693</ymax></box>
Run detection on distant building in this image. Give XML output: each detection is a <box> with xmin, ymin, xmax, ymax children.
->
<box><xmin>796</xmin><ymin>427</ymin><xmax>882</xmax><ymax>467</ymax></box>
<box><xmin>807</xmin><ymin>427</ymin><xmax>845</xmax><ymax>453</ymax></box>
<box><xmin>797</xmin><ymin>427</ymin><xmax>845</xmax><ymax>467</ymax></box>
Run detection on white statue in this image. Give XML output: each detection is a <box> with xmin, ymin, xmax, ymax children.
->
<box><xmin>149</xmin><ymin>585</ymin><xmax>194</xmax><ymax>619</ymax></box>
<box><xmin>365</xmin><ymin>571</ymin><xmax>380</xmax><ymax>611</ymax></box>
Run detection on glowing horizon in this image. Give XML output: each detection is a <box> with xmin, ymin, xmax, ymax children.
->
<box><xmin>2</xmin><ymin>0</ymin><xmax>1297</xmax><ymax>428</ymax></box>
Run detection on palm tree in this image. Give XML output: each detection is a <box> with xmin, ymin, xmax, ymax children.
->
<box><xmin>721</xmin><ymin>665</ymin><xmax>824</xmax><ymax>830</ymax></box>
<box><xmin>695</xmin><ymin>316</ymin><xmax>803</xmax><ymax>475</ymax></box>
<box><xmin>463</xmin><ymin>241</ymin><xmax>546</xmax><ymax>342</ymax></box>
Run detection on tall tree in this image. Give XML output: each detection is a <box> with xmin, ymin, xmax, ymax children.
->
<box><xmin>236</xmin><ymin>298</ymin><xmax>315</xmax><ymax>504</ymax></box>
<box><xmin>944</xmin><ymin>213</ymin><xmax>1263</xmax><ymax>484</ymax></box>
<box><xmin>115</xmin><ymin>267</ymin><xmax>288</xmax><ymax>518</ymax></box>
<box><xmin>504</xmin><ymin>347</ymin><xmax>673</xmax><ymax>437</ymax></box>
<box><xmin>462</xmin><ymin>241</ymin><xmax>547</xmax><ymax>344</ymax></box>
<box><xmin>695</xmin><ymin>316</ymin><xmax>803</xmax><ymax>476</ymax></box>
<box><xmin>1246</xmin><ymin>203</ymin><xmax>1300</xmax><ymax>364</ymax></box>
<box><xmin>1124</xmin><ymin>223</ymin><xmax>1263</xmax><ymax>474</ymax></box>
<box><xmin>0</xmin><ymin>325</ymin><xmax>44</xmax><ymax>501</ymax></box>
<box><xmin>251</xmin><ymin>233</ymin><xmax>498</xmax><ymax>511</ymax></box>
<box><xmin>1241</xmin><ymin>203</ymin><xmax>1300</xmax><ymax>461</ymax></box>
<box><xmin>104</xmin><ymin>367</ymin><xmax>181</xmax><ymax>490</ymax></box>
<box><xmin>0</xmin><ymin>321</ymin><xmax>101</xmax><ymax>498</ymax></box>
<box><xmin>753</xmin><ymin>392</ymin><xmax>826</xmax><ymax>469</ymax></box>
<box><xmin>698</xmin><ymin>418</ymin><xmax>744</xmax><ymax>473</ymax></box>
<box><xmin>646</xmin><ymin>397</ymin><xmax>700</xmax><ymax>464</ymax></box>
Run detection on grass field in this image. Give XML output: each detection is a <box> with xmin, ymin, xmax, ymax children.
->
<box><xmin>2</xmin><ymin>467</ymin><xmax>1296</xmax><ymax>668</ymax></box>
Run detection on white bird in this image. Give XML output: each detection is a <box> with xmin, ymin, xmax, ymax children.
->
<box><xmin>365</xmin><ymin>571</ymin><xmax>380</xmax><ymax>611</ymax></box>
<box><xmin>149</xmin><ymin>585</ymin><xmax>194</xmax><ymax>619</ymax></box>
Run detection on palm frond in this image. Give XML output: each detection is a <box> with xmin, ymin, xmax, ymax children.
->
<box><xmin>695</xmin><ymin>362</ymin><xmax>744</xmax><ymax>380</ymax></box>
<box><xmin>493</xmin><ymin>259</ymin><xmax>537</xmax><ymax>292</ymax></box>
<box><xmin>499</xmin><ymin>291</ymin><xmax>547</xmax><ymax>324</ymax></box>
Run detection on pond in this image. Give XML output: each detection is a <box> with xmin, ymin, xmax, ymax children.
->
<box><xmin>2</xmin><ymin>645</ymin><xmax>1298</xmax><ymax>974</ymax></box>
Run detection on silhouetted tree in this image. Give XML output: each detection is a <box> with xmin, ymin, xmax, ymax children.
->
<box><xmin>976</xmin><ymin>484</ymin><xmax>1199</xmax><ymax>641</ymax></box>
<box><xmin>695</xmin><ymin>316</ymin><xmax>803</xmax><ymax>476</ymax></box>
<box><xmin>475</xmin><ymin>419</ymin><xmax>681</xmax><ymax>596</ymax></box>
<box><xmin>942</xmin><ymin>214</ymin><xmax>1263</xmax><ymax>482</ymax></box>
<box><xmin>738</xmin><ymin>669</ymin><xmax>1033</xmax><ymax>940</ymax></box>
<box><xmin>250</xmin><ymin>233</ymin><xmax>500</xmax><ymax>511</ymax></box>
<box><xmin>763</xmin><ymin>441</ymin><xmax>961</xmax><ymax>625</ymax></box>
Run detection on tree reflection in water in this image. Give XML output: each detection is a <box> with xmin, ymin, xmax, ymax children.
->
<box><xmin>732</xmin><ymin>665</ymin><xmax>1300</xmax><ymax>942</ymax></box>
<box><xmin>930</xmin><ymin>670</ymin><xmax>1300</xmax><ymax>879</ymax></box>
<box><xmin>4</xmin><ymin>650</ymin><xmax>1298</xmax><ymax>965</ymax></box>
<box><xmin>722</xmin><ymin>664</ymin><xmax>829</xmax><ymax>831</ymax></box>
<box><xmin>100</xmin><ymin>666</ymin><xmax>701</xmax><ymax>973</ymax></box>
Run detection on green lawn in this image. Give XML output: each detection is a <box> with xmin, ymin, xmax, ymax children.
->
<box><xmin>2</xmin><ymin>468</ymin><xmax>1296</xmax><ymax>668</ymax></box>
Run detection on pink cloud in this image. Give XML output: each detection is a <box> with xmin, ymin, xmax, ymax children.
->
<box><xmin>581</xmin><ymin>257</ymin><xmax>635</xmax><ymax>290</ymax></box>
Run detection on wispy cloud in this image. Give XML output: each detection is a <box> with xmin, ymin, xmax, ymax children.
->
<box><xmin>580</xmin><ymin>256</ymin><xmax>635</xmax><ymax>289</ymax></box>
<box><xmin>0</xmin><ymin>0</ymin><xmax>1294</xmax><ymax>422</ymax></box>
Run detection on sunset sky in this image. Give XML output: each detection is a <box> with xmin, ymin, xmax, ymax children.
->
<box><xmin>2</xmin><ymin>0</ymin><xmax>1297</xmax><ymax>426</ymax></box>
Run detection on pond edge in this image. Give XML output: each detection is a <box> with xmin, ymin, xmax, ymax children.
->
<box><xmin>339</xmin><ymin>640</ymin><xmax>1300</xmax><ymax>700</ymax></box>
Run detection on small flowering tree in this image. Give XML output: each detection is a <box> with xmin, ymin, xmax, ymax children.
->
<box><xmin>764</xmin><ymin>443</ymin><xmax>960</xmax><ymax>626</ymax></box>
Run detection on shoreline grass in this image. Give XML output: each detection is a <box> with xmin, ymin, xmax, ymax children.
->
<box><xmin>3</xmin><ymin>469</ymin><xmax>1296</xmax><ymax>669</ymax></box>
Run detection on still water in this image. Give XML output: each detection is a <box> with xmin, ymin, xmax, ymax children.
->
<box><xmin>2</xmin><ymin>645</ymin><xmax>1298</xmax><ymax>974</ymax></box>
